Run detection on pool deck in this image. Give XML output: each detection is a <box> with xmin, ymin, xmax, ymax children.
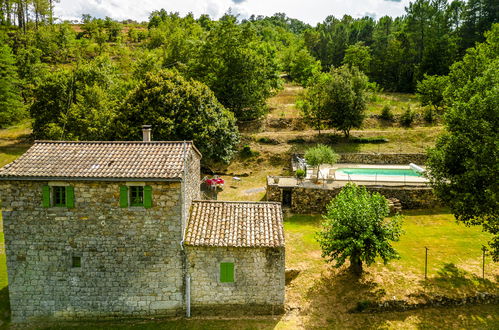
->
<box><xmin>300</xmin><ymin>163</ymin><xmax>429</xmax><ymax>186</ymax></box>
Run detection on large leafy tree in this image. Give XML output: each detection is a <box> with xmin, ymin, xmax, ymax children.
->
<box><xmin>190</xmin><ymin>15</ymin><xmax>281</xmax><ymax>121</ymax></box>
<box><xmin>30</xmin><ymin>56</ymin><xmax>125</xmax><ymax>140</ymax></box>
<box><xmin>416</xmin><ymin>73</ymin><xmax>449</xmax><ymax>111</ymax></box>
<box><xmin>114</xmin><ymin>69</ymin><xmax>240</xmax><ymax>164</ymax></box>
<box><xmin>299</xmin><ymin>65</ymin><xmax>368</xmax><ymax>137</ymax></box>
<box><xmin>317</xmin><ymin>183</ymin><xmax>403</xmax><ymax>275</ymax></box>
<box><xmin>0</xmin><ymin>41</ymin><xmax>24</xmax><ymax>127</ymax></box>
<box><xmin>427</xmin><ymin>24</ymin><xmax>499</xmax><ymax>259</ymax></box>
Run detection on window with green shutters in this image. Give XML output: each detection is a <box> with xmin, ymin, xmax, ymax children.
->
<box><xmin>120</xmin><ymin>185</ymin><xmax>152</xmax><ymax>208</ymax></box>
<box><xmin>220</xmin><ymin>262</ymin><xmax>234</xmax><ymax>283</ymax></box>
<box><xmin>53</xmin><ymin>186</ymin><xmax>66</xmax><ymax>206</ymax></box>
<box><xmin>130</xmin><ymin>186</ymin><xmax>144</xmax><ymax>206</ymax></box>
<box><xmin>42</xmin><ymin>185</ymin><xmax>74</xmax><ymax>208</ymax></box>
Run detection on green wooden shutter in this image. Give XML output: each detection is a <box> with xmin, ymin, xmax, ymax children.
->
<box><xmin>144</xmin><ymin>185</ymin><xmax>152</xmax><ymax>209</ymax></box>
<box><xmin>66</xmin><ymin>186</ymin><xmax>74</xmax><ymax>208</ymax></box>
<box><xmin>220</xmin><ymin>262</ymin><xmax>234</xmax><ymax>283</ymax></box>
<box><xmin>119</xmin><ymin>186</ymin><xmax>128</xmax><ymax>208</ymax></box>
<box><xmin>42</xmin><ymin>185</ymin><xmax>50</xmax><ymax>208</ymax></box>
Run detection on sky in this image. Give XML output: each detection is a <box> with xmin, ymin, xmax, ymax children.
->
<box><xmin>55</xmin><ymin>0</ymin><xmax>412</xmax><ymax>25</ymax></box>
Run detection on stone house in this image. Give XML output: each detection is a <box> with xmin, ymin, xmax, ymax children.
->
<box><xmin>0</xmin><ymin>132</ymin><xmax>285</xmax><ymax>322</ymax></box>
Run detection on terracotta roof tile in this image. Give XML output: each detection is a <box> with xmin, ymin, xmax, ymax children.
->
<box><xmin>185</xmin><ymin>201</ymin><xmax>285</xmax><ymax>248</ymax></box>
<box><xmin>0</xmin><ymin>141</ymin><xmax>200</xmax><ymax>180</ymax></box>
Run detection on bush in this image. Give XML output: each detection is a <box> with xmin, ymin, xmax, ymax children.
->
<box><xmin>353</xmin><ymin>300</ymin><xmax>373</xmax><ymax>312</ymax></box>
<box><xmin>287</xmin><ymin>138</ymin><xmax>306</xmax><ymax>144</ymax></box>
<box><xmin>380</xmin><ymin>105</ymin><xmax>394</xmax><ymax>121</ymax></box>
<box><xmin>349</xmin><ymin>137</ymin><xmax>389</xmax><ymax>144</ymax></box>
<box><xmin>400</xmin><ymin>107</ymin><xmax>415</xmax><ymax>127</ymax></box>
<box><xmin>423</xmin><ymin>108</ymin><xmax>435</xmax><ymax>123</ymax></box>
<box><xmin>240</xmin><ymin>145</ymin><xmax>259</xmax><ymax>158</ymax></box>
<box><xmin>295</xmin><ymin>169</ymin><xmax>306</xmax><ymax>179</ymax></box>
<box><xmin>257</xmin><ymin>137</ymin><xmax>280</xmax><ymax>145</ymax></box>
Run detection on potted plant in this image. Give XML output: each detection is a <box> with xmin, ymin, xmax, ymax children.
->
<box><xmin>295</xmin><ymin>169</ymin><xmax>306</xmax><ymax>182</ymax></box>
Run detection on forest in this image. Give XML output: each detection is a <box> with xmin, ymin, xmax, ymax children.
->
<box><xmin>0</xmin><ymin>0</ymin><xmax>497</xmax><ymax>163</ymax></box>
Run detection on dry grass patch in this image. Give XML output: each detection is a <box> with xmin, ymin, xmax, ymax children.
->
<box><xmin>267</xmin><ymin>84</ymin><xmax>303</xmax><ymax>119</ymax></box>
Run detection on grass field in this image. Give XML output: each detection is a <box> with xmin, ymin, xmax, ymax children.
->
<box><xmin>0</xmin><ymin>210</ymin><xmax>496</xmax><ymax>328</ymax></box>
<box><xmin>0</xmin><ymin>121</ymin><xmax>32</xmax><ymax>168</ymax></box>
<box><xmin>281</xmin><ymin>211</ymin><xmax>498</xmax><ymax>329</ymax></box>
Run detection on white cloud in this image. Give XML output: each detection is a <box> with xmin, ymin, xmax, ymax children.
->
<box><xmin>55</xmin><ymin>0</ymin><xmax>411</xmax><ymax>24</ymax></box>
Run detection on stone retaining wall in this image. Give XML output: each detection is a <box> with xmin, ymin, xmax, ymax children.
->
<box><xmin>337</xmin><ymin>153</ymin><xmax>428</xmax><ymax>165</ymax></box>
<box><xmin>352</xmin><ymin>292</ymin><xmax>499</xmax><ymax>313</ymax></box>
<box><xmin>292</xmin><ymin>153</ymin><xmax>428</xmax><ymax>171</ymax></box>
<box><xmin>267</xmin><ymin>182</ymin><xmax>440</xmax><ymax>213</ymax></box>
<box><xmin>186</xmin><ymin>246</ymin><xmax>285</xmax><ymax>315</ymax></box>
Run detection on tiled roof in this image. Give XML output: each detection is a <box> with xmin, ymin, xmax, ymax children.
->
<box><xmin>0</xmin><ymin>141</ymin><xmax>201</xmax><ymax>180</ymax></box>
<box><xmin>185</xmin><ymin>201</ymin><xmax>285</xmax><ymax>248</ymax></box>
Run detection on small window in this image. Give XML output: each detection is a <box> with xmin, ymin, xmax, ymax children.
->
<box><xmin>130</xmin><ymin>186</ymin><xmax>144</xmax><ymax>206</ymax></box>
<box><xmin>53</xmin><ymin>186</ymin><xmax>67</xmax><ymax>207</ymax></box>
<box><xmin>220</xmin><ymin>262</ymin><xmax>234</xmax><ymax>283</ymax></box>
<box><xmin>72</xmin><ymin>256</ymin><xmax>81</xmax><ymax>268</ymax></box>
<box><xmin>43</xmin><ymin>185</ymin><xmax>74</xmax><ymax>208</ymax></box>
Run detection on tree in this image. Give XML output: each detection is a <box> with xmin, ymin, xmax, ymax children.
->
<box><xmin>304</xmin><ymin>144</ymin><xmax>339</xmax><ymax>182</ymax></box>
<box><xmin>287</xmin><ymin>48</ymin><xmax>321</xmax><ymax>87</ymax></box>
<box><xmin>114</xmin><ymin>70</ymin><xmax>240</xmax><ymax>164</ymax></box>
<box><xmin>427</xmin><ymin>24</ymin><xmax>499</xmax><ymax>260</ymax></box>
<box><xmin>317</xmin><ymin>183</ymin><xmax>403</xmax><ymax>275</ymax></box>
<box><xmin>30</xmin><ymin>56</ymin><xmax>125</xmax><ymax>140</ymax></box>
<box><xmin>342</xmin><ymin>42</ymin><xmax>372</xmax><ymax>73</ymax></box>
<box><xmin>299</xmin><ymin>66</ymin><xmax>368</xmax><ymax>137</ymax></box>
<box><xmin>416</xmin><ymin>74</ymin><xmax>449</xmax><ymax>112</ymax></box>
<box><xmin>0</xmin><ymin>41</ymin><xmax>24</xmax><ymax>127</ymax></box>
<box><xmin>190</xmin><ymin>15</ymin><xmax>281</xmax><ymax>121</ymax></box>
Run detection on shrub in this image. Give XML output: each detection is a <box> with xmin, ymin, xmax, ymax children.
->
<box><xmin>240</xmin><ymin>145</ymin><xmax>259</xmax><ymax>158</ymax></box>
<box><xmin>400</xmin><ymin>107</ymin><xmax>415</xmax><ymax>127</ymax></box>
<box><xmin>295</xmin><ymin>169</ymin><xmax>306</xmax><ymax>179</ymax></box>
<box><xmin>349</xmin><ymin>137</ymin><xmax>389</xmax><ymax>144</ymax></box>
<box><xmin>287</xmin><ymin>138</ymin><xmax>306</xmax><ymax>144</ymax></box>
<box><xmin>354</xmin><ymin>300</ymin><xmax>373</xmax><ymax>312</ymax></box>
<box><xmin>423</xmin><ymin>108</ymin><xmax>435</xmax><ymax>123</ymax></box>
<box><xmin>380</xmin><ymin>105</ymin><xmax>394</xmax><ymax>121</ymax></box>
<box><xmin>257</xmin><ymin>137</ymin><xmax>280</xmax><ymax>145</ymax></box>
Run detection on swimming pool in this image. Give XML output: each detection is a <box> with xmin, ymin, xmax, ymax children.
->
<box><xmin>336</xmin><ymin>168</ymin><xmax>422</xmax><ymax>177</ymax></box>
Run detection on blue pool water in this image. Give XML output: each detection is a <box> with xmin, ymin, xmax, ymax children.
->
<box><xmin>337</xmin><ymin>168</ymin><xmax>421</xmax><ymax>177</ymax></box>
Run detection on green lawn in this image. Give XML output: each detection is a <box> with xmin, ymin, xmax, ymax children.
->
<box><xmin>283</xmin><ymin>210</ymin><xmax>498</xmax><ymax>328</ymax></box>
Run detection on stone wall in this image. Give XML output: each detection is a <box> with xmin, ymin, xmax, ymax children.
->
<box><xmin>267</xmin><ymin>182</ymin><xmax>440</xmax><ymax>214</ymax></box>
<box><xmin>185</xmin><ymin>246</ymin><xmax>285</xmax><ymax>315</ymax></box>
<box><xmin>183</xmin><ymin>148</ymin><xmax>201</xmax><ymax>231</ymax></box>
<box><xmin>0</xmin><ymin>180</ymin><xmax>185</xmax><ymax>322</ymax></box>
<box><xmin>338</xmin><ymin>153</ymin><xmax>428</xmax><ymax>165</ymax></box>
<box><xmin>292</xmin><ymin>153</ymin><xmax>428</xmax><ymax>171</ymax></box>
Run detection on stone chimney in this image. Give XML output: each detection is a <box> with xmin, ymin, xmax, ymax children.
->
<box><xmin>142</xmin><ymin>125</ymin><xmax>152</xmax><ymax>142</ymax></box>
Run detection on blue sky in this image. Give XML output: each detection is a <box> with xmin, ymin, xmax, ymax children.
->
<box><xmin>55</xmin><ymin>0</ymin><xmax>411</xmax><ymax>25</ymax></box>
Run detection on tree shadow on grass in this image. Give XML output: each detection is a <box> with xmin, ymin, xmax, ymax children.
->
<box><xmin>302</xmin><ymin>265</ymin><xmax>499</xmax><ymax>329</ymax></box>
<box><xmin>0</xmin><ymin>286</ymin><xmax>10</xmax><ymax>325</ymax></box>
<box><xmin>415</xmin><ymin>263</ymin><xmax>497</xmax><ymax>299</ymax></box>
<box><xmin>302</xmin><ymin>267</ymin><xmax>390</xmax><ymax>328</ymax></box>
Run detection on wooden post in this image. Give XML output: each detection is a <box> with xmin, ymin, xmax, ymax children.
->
<box><xmin>425</xmin><ymin>247</ymin><xmax>429</xmax><ymax>280</ymax></box>
<box><xmin>482</xmin><ymin>246</ymin><xmax>487</xmax><ymax>279</ymax></box>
